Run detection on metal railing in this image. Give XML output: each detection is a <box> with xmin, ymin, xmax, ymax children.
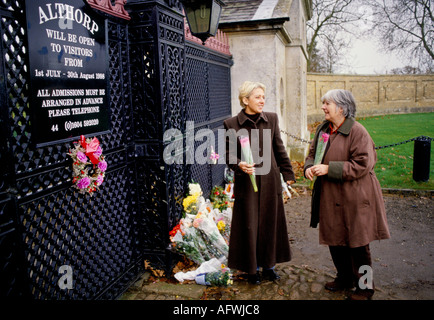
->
<box><xmin>281</xmin><ymin>130</ymin><xmax>433</xmax><ymax>150</ymax></box>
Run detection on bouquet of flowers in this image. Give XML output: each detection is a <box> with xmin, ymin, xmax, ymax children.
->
<box><xmin>310</xmin><ymin>132</ymin><xmax>330</xmax><ymax>189</ymax></box>
<box><xmin>209</xmin><ymin>146</ymin><xmax>219</xmax><ymax>165</ymax></box>
<box><xmin>195</xmin><ymin>269</ymin><xmax>233</xmax><ymax>287</ymax></box>
<box><xmin>209</xmin><ymin>186</ymin><xmax>230</xmax><ymax>211</ymax></box>
<box><xmin>223</xmin><ymin>168</ymin><xmax>235</xmax><ymax>200</ymax></box>
<box><xmin>216</xmin><ymin>217</ymin><xmax>231</xmax><ymax>245</ymax></box>
<box><xmin>239</xmin><ymin>135</ymin><xmax>258</xmax><ymax>192</ymax></box>
<box><xmin>169</xmin><ymin>182</ymin><xmax>231</xmax><ymax>264</ymax></box>
<box><xmin>170</xmin><ymin>223</ymin><xmax>207</xmax><ymax>265</ymax></box>
<box><xmin>182</xmin><ymin>183</ymin><xmax>203</xmax><ymax>216</ymax></box>
<box><xmin>170</xmin><ymin>182</ymin><xmax>235</xmax><ymax>283</ymax></box>
<box><xmin>224</xmin><ymin>168</ymin><xmax>234</xmax><ymax>183</ymax></box>
<box><xmin>175</xmin><ymin>258</ymin><xmax>229</xmax><ymax>283</ymax></box>
<box><xmin>68</xmin><ymin>135</ymin><xmax>107</xmax><ymax>195</ymax></box>
<box><xmin>193</xmin><ymin>207</ymin><xmax>229</xmax><ymax>260</ymax></box>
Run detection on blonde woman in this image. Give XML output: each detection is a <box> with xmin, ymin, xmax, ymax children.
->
<box><xmin>224</xmin><ymin>81</ymin><xmax>295</xmax><ymax>284</ymax></box>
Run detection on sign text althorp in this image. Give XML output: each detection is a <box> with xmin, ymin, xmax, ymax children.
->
<box><xmin>25</xmin><ymin>0</ymin><xmax>110</xmax><ymax>147</ymax></box>
<box><xmin>38</xmin><ymin>3</ymin><xmax>99</xmax><ymax>34</ymax></box>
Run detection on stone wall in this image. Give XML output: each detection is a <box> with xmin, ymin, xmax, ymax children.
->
<box><xmin>307</xmin><ymin>73</ymin><xmax>434</xmax><ymax>123</ymax></box>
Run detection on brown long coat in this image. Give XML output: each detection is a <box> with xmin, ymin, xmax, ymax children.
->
<box><xmin>224</xmin><ymin>111</ymin><xmax>295</xmax><ymax>274</ymax></box>
<box><xmin>304</xmin><ymin>118</ymin><xmax>390</xmax><ymax>248</ymax></box>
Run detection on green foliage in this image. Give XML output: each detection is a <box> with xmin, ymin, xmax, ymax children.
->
<box><xmin>209</xmin><ymin>186</ymin><xmax>230</xmax><ymax>211</ymax></box>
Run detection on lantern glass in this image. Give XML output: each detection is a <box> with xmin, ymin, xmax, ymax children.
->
<box><xmin>185</xmin><ymin>1</ymin><xmax>211</xmax><ymax>33</ymax></box>
<box><xmin>183</xmin><ymin>0</ymin><xmax>224</xmax><ymax>43</ymax></box>
<box><xmin>209</xmin><ymin>0</ymin><xmax>222</xmax><ymax>35</ymax></box>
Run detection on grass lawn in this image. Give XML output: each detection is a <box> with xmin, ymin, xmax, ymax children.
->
<box><xmin>357</xmin><ymin>113</ymin><xmax>434</xmax><ymax>190</ymax></box>
<box><xmin>302</xmin><ymin>113</ymin><xmax>434</xmax><ymax>190</ymax></box>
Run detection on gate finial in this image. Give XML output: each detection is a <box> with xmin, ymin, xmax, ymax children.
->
<box><xmin>87</xmin><ymin>0</ymin><xmax>131</xmax><ymax>20</ymax></box>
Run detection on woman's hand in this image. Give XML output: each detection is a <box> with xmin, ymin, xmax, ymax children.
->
<box><xmin>306</xmin><ymin>164</ymin><xmax>329</xmax><ymax>180</ymax></box>
<box><xmin>305</xmin><ymin>167</ymin><xmax>314</xmax><ymax>181</ymax></box>
<box><xmin>239</xmin><ymin>161</ymin><xmax>255</xmax><ymax>175</ymax></box>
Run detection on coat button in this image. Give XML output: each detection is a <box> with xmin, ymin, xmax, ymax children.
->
<box><xmin>336</xmin><ymin>203</ymin><xmax>340</xmax><ymax>207</ymax></box>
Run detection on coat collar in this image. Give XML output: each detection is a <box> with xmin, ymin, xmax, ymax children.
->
<box><xmin>319</xmin><ymin>117</ymin><xmax>355</xmax><ymax>136</ymax></box>
<box><xmin>237</xmin><ymin>110</ymin><xmax>269</xmax><ymax>126</ymax></box>
<box><xmin>337</xmin><ymin>117</ymin><xmax>355</xmax><ymax>135</ymax></box>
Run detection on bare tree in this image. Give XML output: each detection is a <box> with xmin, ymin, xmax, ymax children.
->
<box><xmin>308</xmin><ymin>40</ymin><xmax>327</xmax><ymax>73</ymax></box>
<box><xmin>307</xmin><ymin>0</ymin><xmax>363</xmax><ymax>73</ymax></box>
<box><xmin>368</xmin><ymin>0</ymin><xmax>433</xmax><ymax>73</ymax></box>
<box><xmin>390</xmin><ymin>65</ymin><xmax>424</xmax><ymax>74</ymax></box>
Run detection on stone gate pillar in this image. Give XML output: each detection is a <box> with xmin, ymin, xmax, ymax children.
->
<box><xmin>218</xmin><ymin>0</ymin><xmax>313</xmax><ymax>162</ymax></box>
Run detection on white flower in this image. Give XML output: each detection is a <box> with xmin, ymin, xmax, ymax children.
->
<box><xmin>189</xmin><ymin>183</ymin><xmax>202</xmax><ymax>195</ymax></box>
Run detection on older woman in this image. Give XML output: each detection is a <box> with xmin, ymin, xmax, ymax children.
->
<box><xmin>304</xmin><ymin>89</ymin><xmax>390</xmax><ymax>300</ymax></box>
<box><xmin>224</xmin><ymin>81</ymin><xmax>296</xmax><ymax>284</ymax></box>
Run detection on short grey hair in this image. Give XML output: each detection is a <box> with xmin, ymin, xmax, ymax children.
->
<box><xmin>321</xmin><ymin>89</ymin><xmax>357</xmax><ymax>118</ymax></box>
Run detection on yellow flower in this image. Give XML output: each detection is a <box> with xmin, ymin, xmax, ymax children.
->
<box><xmin>183</xmin><ymin>195</ymin><xmax>196</xmax><ymax>212</ymax></box>
<box><xmin>217</xmin><ymin>220</ymin><xmax>225</xmax><ymax>231</ymax></box>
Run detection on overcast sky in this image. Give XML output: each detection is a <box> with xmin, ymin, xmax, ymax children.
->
<box><xmin>312</xmin><ymin>3</ymin><xmax>414</xmax><ymax>75</ymax></box>
<box><xmin>338</xmin><ymin>38</ymin><xmax>405</xmax><ymax>74</ymax></box>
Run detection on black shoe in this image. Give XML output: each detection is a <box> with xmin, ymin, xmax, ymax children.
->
<box><xmin>325</xmin><ymin>278</ymin><xmax>354</xmax><ymax>291</ymax></box>
<box><xmin>248</xmin><ymin>271</ymin><xmax>261</xmax><ymax>284</ymax></box>
<box><xmin>350</xmin><ymin>288</ymin><xmax>374</xmax><ymax>300</ymax></box>
<box><xmin>262</xmin><ymin>269</ymin><xmax>280</xmax><ymax>281</ymax></box>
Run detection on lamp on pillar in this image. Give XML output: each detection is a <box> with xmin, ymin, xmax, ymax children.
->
<box><xmin>181</xmin><ymin>0</ymin><xmax>225</xmax><ymax>44</ymax></box>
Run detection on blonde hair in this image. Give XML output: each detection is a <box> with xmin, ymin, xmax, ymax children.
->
<box><xmin>238</xmin><ymin>81</ymin><xmax>266</xmax><ymax>108</ymax></box>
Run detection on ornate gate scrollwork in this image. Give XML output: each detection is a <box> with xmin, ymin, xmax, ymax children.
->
<box><xmin>0</xmin><ymin>0</ymin><xmax>232</xmax><ymax>299</ymax></box>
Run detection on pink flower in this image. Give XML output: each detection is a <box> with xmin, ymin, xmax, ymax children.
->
<box><xmin>76</xmin><ymin>151</ymin><xmax>87</xmax><ymax>163</ymax></box>
<box><xmin>98</xmin><ymin>160</ymin><xmax>107</xmax><ymax>172</ymax></box>
<box><xmin>96</xmin><ymin>174</ymin><xmax>104</xmax><ymax>186</ymax></box>
<box><xmin>193</xmin><ymin>218</ymin><xmax>202</xmax><ymax>228</ymax></box>
<box><xmin>321</xmin><ymin>132</ymin><xmax>330</xmax><ymax>143</ymax></box>
<box><xmin>239</xmin><ymin>136</ymin><xmax>250</xmax><ymax>148</ymax></box>
<box><xmin>77</xmin><ymin>177</ymin><xmax>90</xmax><ymax>189</ymax></box>
<box><xmin>210</xmin><ymin>152</ymin><xmax>219</xmax><ymax>160</ymax></box>
<box><xmin>94</xmin><ymin>146</ymin><xmax>102</xmax><ymax>157</ymax></box>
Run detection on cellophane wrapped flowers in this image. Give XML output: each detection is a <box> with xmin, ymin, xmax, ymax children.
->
<box><xmin>169</xmin><ymin>183</ymin><xmax>233</xmax><ymax>273</ymax></box>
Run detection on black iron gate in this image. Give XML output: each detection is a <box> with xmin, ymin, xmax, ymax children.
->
<box><xmin>0</xmin><ymin>0</ymin><xmax>232</xmax><ymax>299</ymax></box>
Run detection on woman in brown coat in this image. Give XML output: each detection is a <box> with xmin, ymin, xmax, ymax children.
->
<box><xmin>304</xmin><ymin>89</ymin><xmax>390</xmax><ymax>300</ymax></box>
<box><xmin>224</xmin><ymin>81</ymin><xmax>296</xmax><ymax>284</ymax></box>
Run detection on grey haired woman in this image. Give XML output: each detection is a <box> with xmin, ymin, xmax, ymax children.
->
<box><xmin>304</xmin><ymin>89</ymin><xmax>390</xmax><ymax>300</ymax></box>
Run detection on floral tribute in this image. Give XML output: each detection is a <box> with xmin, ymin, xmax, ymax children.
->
<box><xmin>309</xmin><ymin>131</ymin><xmax>330</xmax><ymax>189</ymax></box>
<box><xmin>195</xmin><ymin>264</ymin><xmax>233</xmax><ymax>287</ymax></box>
<box><xmin>239</xmin><ymin>135</ymin><xmax>258</xmax><ymax>192</ymax></box>
<box><xmin>209</xmin><ymin>146</ymin><xmax>219</xmax><ymax>165</ymax></box>
<box><xmin>209</xmin><ymin>186</ymin><xmax>230</xmax><ymax>211</ymax></box>
<box><xmin>68</xmin><ymin>135</ymin><xmax>107</xmax><ymax>195</ymax></box>
<box><xmin>169</xmin><ymin>183</ymin><xmax>234</xmax><ymax>285</ymax></box>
